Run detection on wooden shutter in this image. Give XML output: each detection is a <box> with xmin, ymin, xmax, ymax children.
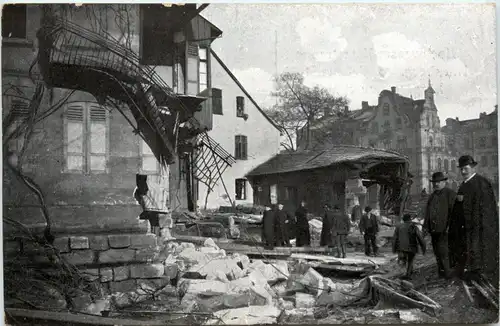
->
<box><xmin>89</xmin><ymin>104</ymin><xmax>108</xmax><ymax>172</ymax></box>
<box><xmin>236</xmin><ymin>96</ymin><xmax>245</xmax><ymax>117</ymax></box>
<box><xmin>212</xmin><ymin>88</ymin><xmax>223</xmax><ymax>115</ymax></box>
<box><xmin>235</xmin><ymin>135</ymin><xmax>240</xmax><ymax>159</ymax></box>
<box><xmin>242</xmin><ymin>135</ymin><xmax>248</xmax><ymax>160</ymax></box>
<box><xmin>66</xmin><ymin>104</ymin><xmax>85</xmax><ymax>171</ymax></box>
<box><xmin>185</xmin><ymin>42</ymin><xmax>199</xmax><ymax>95</ymax></box>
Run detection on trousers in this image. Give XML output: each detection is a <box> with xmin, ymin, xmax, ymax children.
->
<box><xmin>364</xmin><ymin>232</ymin><xmax>378</xmax><ymax>255</ymax></box>
<box><xmin>336</xmin><ymin>234</ymin><xmax>347</xmax><ymax>256</ymax></box>
<box><xmin>431</xmin><ymin>232</ymin><xmax>451</xmax><ymax>277</ymax></box>
<box><xmin>399</xmin><ymin>251</ymin><xmax>416</xmax><ymax>276</ymax></box>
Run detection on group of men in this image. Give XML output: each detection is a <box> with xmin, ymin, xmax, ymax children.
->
<box><xmin>393</xmin><ymin>155</ymin><xmax>499</xmax><ymax>286</ymax></box>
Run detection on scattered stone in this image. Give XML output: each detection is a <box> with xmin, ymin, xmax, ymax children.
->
<box><xmin>110</xmin><ymin>280</ymin><xmax>137</xmax><ymax>293</ymax></box>
<box><xmin>178</xmin><ymin>279</ymin><xmax>229</xmax><ymax>297</ymax></box>
<box><xmin>247</xmin><ymin>260</ymin><xmax>289</xmax><ymax>284</ymax></box>
<box><xmin>164</xmin><ymin>261</ymin><xmax>179</xmax><ymax>279</ymax></box>
<box><xmin>204</xmin><ymin>305</ymin><xmax>281</xmax><ymax>325</ymax></box>
<box><xmin>188</xmin><ymin>258</ymin><xmax>244</xmax><ymax>281</ymax></box>
<box><xmin>174</xmin><ymin>242</ymin><xmax>196</xmax><ymax>255</ymax></box>
<box><xmin>295</xmin><ymin>292</ymin><xmax>316</xmax><ymax>308</ymax></box>
<box><xmin>113</xmin><ymin>292</ymin><xmax>132</xmax><ymax>308</ymax></box>
<box><xmin>299</xmin><ymin>267</ymin><xmax>323</xmax><ymax>295</ymax></box>
<box><xmin>177</xmin><ymin>247</ymin><xmax>223</xmax><ymax>266</ymax></box>
<box><xmin>284</xmin><ymin>307</ymin><xmax>315</xmax><ymax>318</ymax></box>
<box><xmin>69</xmin><ymin>236</ymin><xmax>89</xmax><ymax>250</ymax></box>
<box><xmin>135</xmin><ymin>247</ymin><xmax>161</xmax><ymax>263</ymax></box>
<box><xmin>203</xmin><ymin>238</ymin><xmax>219</xmax><ymax>250</ymax></box>
<box><xmin>86</xmin><ymin>297</ymin><xmax>111</xmax><ymax>316</ymax></box>
<box><xmin>81</xmin><ymin>268</ymin><xmax>100</xmax><ymax>282</ymax></box>
<box><xmin>156</xmin><ymin>285</ymin><xmax>177</xmax><ymax>300</ymax></box>
<box><xmin>108</xmin><ymin>235</ymin><xmax>131</xmax><ymax>249</ymax></box>
<box><xmin>231</xmin><ymin>253</ymin><xmax>250</xmax><ymax>270</ymax></box>
<box><xmin>70</xmin><ymin>292</ymin><xmax>93</xmax><ymax>312</ymax></box>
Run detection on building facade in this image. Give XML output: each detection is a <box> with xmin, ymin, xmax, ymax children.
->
<box><xmin>298</xmin><ymin>82</ymin><xmax>498</xmax><ymax>196</ymax></box>
<box><xmin>194</xmin><ymin>50</ymin><xmax>282</xmax><ymax>210</ymax></box>
<box><xmin>2</xmin><ymin>4</ymin><xmax>234</xmax><ymax>230</ymax></box>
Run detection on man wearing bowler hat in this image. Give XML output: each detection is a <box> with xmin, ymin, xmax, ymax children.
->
<box><xmin>449</xmin><ymin>155</ymin><xmax>499</xmax><ymax>288</ymax></box>
<box><xmin>423</xmin><ymin>172</ymin><xmax>456</xmax><ymax>279</ymax></box>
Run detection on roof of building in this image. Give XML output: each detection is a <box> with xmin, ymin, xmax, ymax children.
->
<box><xmin>246</xmin><ymin>145</ymin><xmax>408</xmax><ymax>177</ymax></box>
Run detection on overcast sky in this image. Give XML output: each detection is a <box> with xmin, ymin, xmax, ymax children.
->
<box><xmin>203</xmin><ymin>3</ymin><xmax>496</xmax><ymax>124</ymax></box>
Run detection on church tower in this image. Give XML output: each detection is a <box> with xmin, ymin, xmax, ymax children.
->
<box><xmin>423</xmin><ymin>77</ymin><xmax>436</xmax><ymax>111</ymax></box>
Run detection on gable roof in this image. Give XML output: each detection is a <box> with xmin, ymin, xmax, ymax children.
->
<box><xmin>246</xmin><ymin>145</ymin><xmax>408</xmax><ymax>177</ymax></box>
<box><xmin>378</xmin><ymin>90</ymin><xmax>425</xmax><ymax>123</ymax></box>
<box><xmin>210</xmin><ymin>49</ymin><xmax>282</xmax><ymax>132</ymax></box>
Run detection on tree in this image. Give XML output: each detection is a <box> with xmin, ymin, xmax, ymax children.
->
<box><xmin>264</xmin><ymin>72</ymin><xmax>350</xmax><ymax>151</ymax></box>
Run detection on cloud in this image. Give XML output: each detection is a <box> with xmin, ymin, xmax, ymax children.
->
<box><xmin>296</xmin><ymin>17</ymin><xmax>348</xmax><ymax>62</ymax></box>
<box><xmin>231</xmin><ymin>67</ymin><xmax>275</xmax><ymax>107</ymax></box>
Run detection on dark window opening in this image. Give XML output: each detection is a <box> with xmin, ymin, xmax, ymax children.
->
<box><xmin>235</xmin><ymin>135</ymin><xmax>247</xmax><ymax>160</ymax></box>
<box><xmin>284</xmin><ymin>186</ymin><xmax>297</xmax><ymax>201</ymax></box>
<box><xmin>235</xmin><ymin>178</ymin><xmax>247</xmax><ymax>200</ymax></box>
<box><xmin>236</xmin><ymin>96</ymin><xmax>245</xmax><ymax>117</ymax></box>
<box><xmin>2</xmin><ymin>4</ymin><xmax>27</xmax><ymax>39</ymax></box>
<box><xmin>479</xmin><ymin>137</ymin><xmax>487</xmax><ymax>149</ymax></box>
<box><xmin>481</xmin><ymin>155</ymin><xmax>488</xmax><ymax>167</ymax></box>
<box><xmin>212</xmin><ymin>88</ymin><xmax>223</xmax><ymax>115</ymax></box>
<box><xmin>140</xmin><ymin>5</ymin><xmax>175</xmax><ymax>65</ymax></box>
<box><xmin>395</xmin><ymin>117</ymin><xmax>402</xmax><ymax>128</ymax></box>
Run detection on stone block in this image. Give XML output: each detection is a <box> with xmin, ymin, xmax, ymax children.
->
<box><xmin>88</xmin><ymin>236</ymin><xmax>109</xmax><ymax>251</ymax></box>
<box><xmin>81</xmin><ymin>268</ymin><xmax>100</xmax><ymax>282</ymax></box>
<box><xmin>99</xmin><ymin>249</ymin><xmax>135</xmax><ymax>264</ymax></box>
<box><xmin>141</xmin><ymin>278</ymin><xmax>171</xmax><ymax>290</ymax></box>
<box><xmin>130</xmin><ymin>234</ymin><xmax>157</xmax><ymax>249</ymax></box>
<box><xmin>108</xmin><ymin>235</ymin><xmax>131</xmax><ymax>249</ymax></box>
<box><xmin>295</xmin><ymin>292</ymin><xmax>316</xmax><ymax>309</ymax></box>
<box><xmin>70</xmin><ymin>236</ymin><xmax>89</xmax><ymax>250</ymax></box>
<box><xmin>130</xmin><ymin>264</ymin><xmax>164</xmax><ymax>279</ymax></box>
<box><xmin>135</xmin><ymin>247</ymin><xmax>161</xmax><ymax>263</ymax></box>
<box><xmin>100</xmin><ymin>267</ymin><xmax>113</xmax><ymax>282</ymax></box>
<box><xmin>61</xmin><ymin>250</ymin><xmax>95</xmax><ymax>266</ymax></box>
<box><xmin>113</xmin><ymin>266</ymin><xmax>130</xmax><ymax>281</ymax></box>
<box><xmin>110</xmin><ymin>280</ymin><xmax>137</xmax><ymax>293</ymax></box>
<box><xmin>71</xmin><ymin>293</ymin><xmax>93</xmax><ymax>312</ymax></box>
<box><xmin>164</xmin><ymin>262</ymin><xmax>179</xmax><ymax>279</ymax></box>
<box><xmin>52</xmin><ymin>237</ymin><xmax>70</xmax><ymax>253</ymax></box>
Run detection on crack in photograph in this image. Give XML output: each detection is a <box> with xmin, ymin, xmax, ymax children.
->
<box><xmin>2</xmin><ymin>3</ymin><xmax>499</xmax><ymax>325</ymax></box>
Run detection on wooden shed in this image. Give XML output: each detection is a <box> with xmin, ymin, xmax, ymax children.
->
<box><xmin>245</xmin><ymin>146</ymin><xmax>411</xmax><ymax>217</ymax></box>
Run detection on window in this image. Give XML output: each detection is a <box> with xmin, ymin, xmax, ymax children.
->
<box><xmin>481</xmin><ymin>155</ymin><xmax>488</xmax><ymax>167</ymax></box>
<box><xmin>199</xmin><ymin>47</ymin><xmax>208</xmax><ymax>92</ymax></box>
<box><xmin>5</xmin><ymin>99</ymin><xmax>30</xmax><ymax>153</ymax></box>
<box><xmin>236</xmin><ymin>96</ymin><xmax>245</xmax><ymax>117</ymax></box>
<box><xmin>492</xmin><ymin>135</ymin><xmax>498</xmax><ymax>147</ymax></box>
<box><xmin>371</xmin><ymin>122</ymin><xmax>378</xmax><ymax>133</ymax></box>
<box><xmin>235</xmin><ymin>178</ymin><xmax>247</xmax><ymax>200</ymax></box>
<box><xmin>234</xmin><ymin>135</ymin><xmax>248</xmax><ymax>160</ymax></box>
<box><xmin>212</xmin><ymin>88</ymin><xmax>223</xmax><ymax>115</ymax></box>
<box><xmin>451</xmin><ymin>160</ymin><xmax>456</xmax><ymax>172</ymax></box>
<box><xmin>186</xmin><ymin>42</ymin><xmax>199</xmax><ymax>95</ymax></box>
<box><xmin>383</xmin><ymin>104</ymin><xmax>390</xmax><ymax>116</ymax></box>
<box><xmin>426</xmin><ymin>116</ymin><xmax>430</xmax><ymax>127</ymax></box>
<box><xmin>64</xmin><ymin>103</ymin><xmax>109</xmax><ymax>173</ymax></box>
<box><xmin>140</xmin><ymin>139</ymin><xmax>158</xmax><ymax>173</ymax></box>
<box><xmin>383</xmin><ymin>120</ymin><xmax>391</xmax><ymax>131</ymax></box>
<box><xmin>429</xmin><ymin>136</ymin><xmax>433</xmax><ymax>147</ymax></box>
<box><xmin>395</xmin><ymin>117</ymin><xmax>402</xmax><ymax>129</ymax></box>
<box><xmin>2</xmin><ymin>4</ymin><xmax>27</xmax><ymax>39</ymax></box>
<box><xmin>479</xmin><ymin>137</ymin><xmax>487</xmax><ymax>149</ymax></box>
<box><xmin>444</xmin><ymin>159</ymin><xmax>449</xmax><ymax>172</ymax></box>
<box><xmin>397</xmin><ymin>136</ymin><xmax>407</xmax><ymax>149</ymax></box>
<box><xmin>437</xmin><ymin>158</ymin><xmax>442</xmax><ymax>170</ymax></box>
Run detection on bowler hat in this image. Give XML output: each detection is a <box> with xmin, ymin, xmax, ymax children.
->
<box><xmin>431</xmin><ymin>172</ymin><xmax>447</xmax><ymax>183</ymax></box>
<box><xmin>458</xmin><ymin>155</ymin><xmax>477</xmax><ymax>168</ymax></box>
<box><xmin>364</xmin><ymin>206</ymin><xmax>372</xmax><ymax>213</ymax></box>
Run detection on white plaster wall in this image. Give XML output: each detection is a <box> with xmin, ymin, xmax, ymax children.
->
<box><xmin>197</xmin><ymin>56</ymin><xmax>281</xmax><ymax>209</ymax></box>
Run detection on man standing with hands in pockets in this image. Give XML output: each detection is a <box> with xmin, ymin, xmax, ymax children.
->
<box><xmin>423</xmin><ymin>172</ymin><xmax>456</xmax><ymax>279</ymax></box>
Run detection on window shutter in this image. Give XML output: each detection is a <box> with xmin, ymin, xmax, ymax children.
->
<box><xmin>66</xmin><ymin>104</ymin><xmax>85</xmax><ymax>171</ymax></box>
<box><xmin>242</xmin><ymin>135</ymin><xmax>247</xmax><ymax>160</ymax></box>
<box><xmin>235</xmin><ymin>135</ymin><xmax>239</xmax><ymax>159</ymax></box>
<box><xmin>89</xmin><ymin>105</ymin><xmax>107</xmax><ymax>171</ymax></box>
<box><xmin>212</xmin><ymin>88</ymin><xmax>223</xmax><ymax>115</ymax></box>
<box><xmin>185</xmin><ymin>42</ymin><xmax>199</xmax><ymax>95</ymax></box>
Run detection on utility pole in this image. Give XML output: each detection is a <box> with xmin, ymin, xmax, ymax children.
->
<box><xmin>275</xmin><ymin>30</ymin><xmax>278</xmax><ymax>105</ymax></box>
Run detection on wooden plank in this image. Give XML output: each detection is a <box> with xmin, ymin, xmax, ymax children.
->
<box><xmin>291</xmin><ymin>253</ymin><xmax>396</xmax><ymax>266</ymax></box>
<box><xmin>5</xmin><ymin>308</ymin><xmax>172</xmax><ymax>326</ymax></box>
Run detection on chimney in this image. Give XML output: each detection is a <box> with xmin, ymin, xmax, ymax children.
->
<box><xmin>456</xmin><ymin>117</ymin><xmax>459</xmax><ymax>121</ymax></box>
<box><xmin>344</xmin><ymin>105</ymin><xmax>349</xmax><ymax>113</ymax></box>
<box><xmin>362</xmin><ymin>101</ymin><xmax>368</xmax><ymax>109</ymax></box>
<box><xmin>391</xmin><ymin>86</ymin><xmax>396</xmax><ymax>93</ymax></box>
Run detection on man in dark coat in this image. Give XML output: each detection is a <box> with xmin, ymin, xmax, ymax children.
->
<box><xmin>334</xmin><ymin>207</ymin><xmax>351</xmax><ymax>258</ymax></box>
<box><xmin>393</xmin><ymin>213</ymin><xmax>427</xmax><ymax>280</ymax></box>
<box><xmin>359</xmin><ymin>206</ymin><xmax>379</xmax><ymax>256</ymax></box>
<box><xmin>295</xmin><ymin>200</ymin><xmax>311</xmax><ymax>247</ymax></box>
<box><xmin>261</xmin><ymin>206</ymin><xmax>275</xmax><ymax>249</ymax></box>
<box><xmin>423</xmin><ymin>172</ymin><xmax>456</xmax><ymax>279</ymax></box>
<box><xmin>274</xmin><ymin>203</ymin><xmax>291</xmax><ymax>247</ymax></box>
<box><xmin>320</xmin><ymin>204</ymin><xmax>335</xmax><ymax>249</ymax></box>
<box><xmin>450</xmin><ymin>155</ymin><xmax>499</xmax><ymax>287</ymax></box>
<box><xmin>351</xmin><ymin>202</ymin><xmax>362</xmax><ymax>223</ymax></box>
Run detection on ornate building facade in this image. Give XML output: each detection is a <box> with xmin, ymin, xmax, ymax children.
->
<box><xmin>298</xmin><ymin>81</ymin><xmax>498</xmax><ymax>197</ymax></box>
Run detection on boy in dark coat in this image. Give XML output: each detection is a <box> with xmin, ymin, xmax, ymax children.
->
<box><xmin>261</xmin><ymin>206</ymin><xmax>275</xmax><ymax>249</ymax></box>
<box><xmin>295</xmin><ymin>201</ymin><xmax>311</xmax><ymax>247</ymax></box>
<box><xmin>359</xmin><ymin>206</ymin><xmax>379</xmax><ymax>256</ymax></box>
<box><xmin>334</xmin><ymin>207</ymin><xmax>351</xmax><ymax>258</ymax></box>
<box><xmin>274</xmin><ymin>203</ymin><xmax>291</xmax><ymax>247</ymax></box>
<box><xmin>393</xmin><ymin>214</ymin><xmax>426</xmax><ymax>280</ymax></box>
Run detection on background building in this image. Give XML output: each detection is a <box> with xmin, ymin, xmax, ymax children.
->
<box><xmin>298</xmin><ymin>82</ymin><xmax>498</xmax><ymax>197</ymax></box>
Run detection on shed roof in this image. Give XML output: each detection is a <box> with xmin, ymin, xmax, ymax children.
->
<box><xmin>246</xmin><ymin>146</ymin><xmax>408</xmax><ymax>177</ymax></box>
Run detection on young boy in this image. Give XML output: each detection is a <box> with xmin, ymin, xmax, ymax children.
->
<box><xmin>392</xmin><ymin>213</ymin><xmax>426</xmax><ymax>280</ymax></box>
